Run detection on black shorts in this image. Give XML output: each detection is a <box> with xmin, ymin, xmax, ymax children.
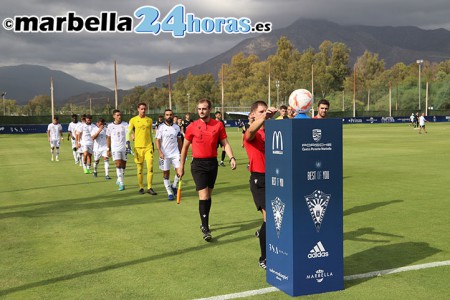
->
<box><xmin>191</xmin><ymin>158</ymin><xmax>219</xmax><ymax>191</ymax></box>
<box><xmin>250</xmin><ymin>172</ymin><xmax>265</xmax><ymax>211</ymax></box>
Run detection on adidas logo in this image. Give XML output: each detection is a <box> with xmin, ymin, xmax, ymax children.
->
<box><xmin>307</xmin><ymin>241</ymin><xmax>329</xmax><ymax>259</ymax></box>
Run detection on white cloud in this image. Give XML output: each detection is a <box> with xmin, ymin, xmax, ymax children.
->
<box><xmin>1</xmin><ymin>0</ymin><xmax>450</xmax><ymax>90</ymax></box>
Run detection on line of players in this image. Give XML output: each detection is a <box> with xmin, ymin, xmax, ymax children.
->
<box><xmin>62</xmin><ymin>109</ymin><xmax>193</xmax><ymax>198</ymax></box>
<box><xmin>67</xmin><ymin>113</ymin><xmax>115</xmax><ymax>181</ymax></box>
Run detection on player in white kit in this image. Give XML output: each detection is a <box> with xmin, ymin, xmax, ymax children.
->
<box><xmin>67</xmin><ymin>114</ymin><xmax>81</xmax><ymax>164</ymax></box>
<box><xmin>106</xmin><ymin>109</ymin><xmax>129</xmax><ymax>191</ymax></box>
<box><xmin>75</xmin><ymin>115</ymin><xmax>86</xmax><ymax>167</ymax></box>
<box><xmin>47</xmin><ymin>116</ymin><xmax>63</xmax><ymax>161</ymax></box>
<box><xmin>76</xmin><ymin>115</ymin><xmax>97</xmax><ymax>174</ymax></box>
<box><xmin>91</xmin><ymin>118</ymin><xmax>111</xmax><ymax>179</ymax></box>
<box><xmin>155</xmin><ymin>109</ymin><xmax>182</xmax><ymax>200</ymax></box>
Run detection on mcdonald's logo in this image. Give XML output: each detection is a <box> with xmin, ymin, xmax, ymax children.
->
<box><xmin>272</xmin><ymin>130</ymin><xmax>283</xmax><ymax>155</ymax></box>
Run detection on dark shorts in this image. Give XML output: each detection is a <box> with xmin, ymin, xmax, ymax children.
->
<box><xmin>191</xmin><ymin>158</ymin><xmax>219</xmax><ymax>191</ymax></box>
<box><xmin>250</xmin><ymin>172</ymin><xmax>265</xmax><ymax>211</ymax></box>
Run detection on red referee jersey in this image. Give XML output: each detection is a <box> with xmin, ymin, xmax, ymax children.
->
<box><xmin>185</xmin><ymin>118</ymin><xmax>227</xmax><ymax>158</ymax></box>
<box><xmin>244</xmin><ymin>128</ymin><xmax>265</xmax><ymax>173</ymax></box>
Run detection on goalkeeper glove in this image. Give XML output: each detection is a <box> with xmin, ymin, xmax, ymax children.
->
<box><xmin>126</xmin><ymin>141</ymin><xmax>132</xmax><ymax>155</ymax></box>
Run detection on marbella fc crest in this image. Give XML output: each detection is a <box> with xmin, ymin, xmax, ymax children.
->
<box><xmin>305</xmin><ymin>190</ymin><xmax>331</xmax><ymax>232</ymax></box>
<box><xmin>271</xmin><ymin>197</ymin><xmax>285</xmax><ymax>238</ymax></box>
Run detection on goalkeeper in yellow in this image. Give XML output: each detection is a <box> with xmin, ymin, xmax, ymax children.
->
<box><xmin>127</xmin><ymin>102</ymin><xmax>158</xmax><ymax>195</ymax></box>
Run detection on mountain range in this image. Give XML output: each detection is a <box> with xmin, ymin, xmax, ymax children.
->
<box><xmin>0</xmin><ymin>64</ymin><xmax>111</xmax><ymax>105</ymax></box>
<box><xmin>155</xmin><ymin>18</ymin><xmax>450</xmax><ymax>84</ymax></box>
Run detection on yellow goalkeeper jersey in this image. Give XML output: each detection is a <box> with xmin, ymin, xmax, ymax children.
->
<box><xmin>128</xmin><ymin>115</ymin><xmax>153</xmax><ymax>148</ymax></box>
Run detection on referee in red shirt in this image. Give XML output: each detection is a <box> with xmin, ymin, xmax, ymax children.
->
<box><xmin>243</xmin><ymin>100</ymin><xmax>278</xmax><ymax>269</ymax></box>
<box><xmin>177</xmin><ymin>99</ymin><xmax>237</xmax><ymax>241</ymax></box>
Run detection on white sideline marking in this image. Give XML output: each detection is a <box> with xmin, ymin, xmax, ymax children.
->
<box><xmin>195</xmin><ymin>287</ymin><xmax>278</xmax><ymax>300</ymax></box>
<box><xmin>343</xmin><ymin>260</ymin><xmax>450</xmax><ymax>280</ymax></box>
<box><xmin>195</xmin><ymin>260</ymin><xmax>450</xmax><ymax>300</ymax></box>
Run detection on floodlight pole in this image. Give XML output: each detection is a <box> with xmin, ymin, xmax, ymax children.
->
<box><xmin>276</xmin><ymin>80</ymin><xmax>280</xmax><ymax>108</ymax></box>
<box><xmin>388</xmin><ymin>81</ymin><xmax>392</xmax><ymax>117</ymax></box>
<box><xmin>50</xmin><ymin>78</ymin><xmax>54</xmax><ymax>120</ymax></box>
<box><xmin>168</xmin><ymin>61</ymin><xmax>172</xmax><ymax>109</ymax></box>
<box><xmin>1</xmin><ymin>92</ymin><xmax>6</xmax><ymax>116</ymax></box>
<box><xmin>268</xmin><ymin>63</ymin><xmax>271</xmax><ymax>107</ymax></box>
<box><xmin>416</xmin><ymin>59</ymin><xmax>423</xmax><ymax>111</ymax></box>
<box><xmin>425</xmin><ymin>82</ymin><xmax>429</xmax><ymax>116</ymax></box>
<box><xmin>221</xmin><ymin>64</ymin><xmax>225</xmax><ymax>118</ymax></box>
<box><xmin>114</xmin><ymin>60</ymin><xmax>118</xmax><ymax>109</ymax></box>
<box><xmin>353</xmin><ymin>65</ymin><xmax>356</xmax><ymax>118</ymax></box>
<box><xmin>187</xmin><ymin>93</ymin><xmax>190</xmax><ymax>113</ymax></box>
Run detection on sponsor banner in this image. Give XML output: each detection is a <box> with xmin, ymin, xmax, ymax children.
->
<box><xmin>2</xmin><ymin>115</ymin><xmax>449</xmax><ymax>134</ymax></box>
<box><xmin>0</xmin><ymin>124</ymin><xmax>69</xmax><ymax>134</ymax></box>
<box><xmin>343</xmin><ymin>116</ymin><xmax>450</xmax><ymax>124</ymax></box>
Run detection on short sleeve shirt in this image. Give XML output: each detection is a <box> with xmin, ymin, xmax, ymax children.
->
<box><xmin>107</xmin><ymin>122</ymin><xmax>128</xmax><ymax>152</ymax></box>
<box><xmin>184</xmin><ymin>119</ymin><xmax>227</xmax><ymax>158</ymax></box>
<box><xmin>47</xmin><ymin>123</ymin><xmax>62</xmax><ymax>141</ymax></box>
<box><xmin>68</xmin><ymin>121</ymin><xmax>80</xmax><ymax>138</ymax></box>
<box><xmin>93</xmin><ymin>126</ymin><xmax>108</xmax><ymax>152</ymax></box>
<box><xmin>419</xmin><ymin>116</ymin><xmax>426</xmax><ymax>126</ymax></box>
<box><xmin>78</xmin><ymin>123</ymin><xmax>97</xmax><ymax>146</ymax></box>
<box><xmin>244</xmin><ymin>128</ymin><xmax>266</xmax><ymax>173</ymax></box>
<box><xmin>156</xmin><ymin>123</ymin><xmax>181</xmax><ymax>157</ymax></box>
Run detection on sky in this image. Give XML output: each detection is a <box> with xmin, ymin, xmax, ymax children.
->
<box><xmin>1</xmin><ymin>0</ymin><xmax>449</xmax><ymax>90</ymax></box>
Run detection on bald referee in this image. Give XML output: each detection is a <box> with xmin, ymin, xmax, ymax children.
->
<box><xmin>177</xmin><ymin>99</ymin><xmax>237</xmax><ymax>241</ymax></box>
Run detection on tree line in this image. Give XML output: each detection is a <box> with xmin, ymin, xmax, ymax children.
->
<box><xmin>3</xmin><ymin>36</ymin><xmax>450</xmax><ymax>117</ymax></box>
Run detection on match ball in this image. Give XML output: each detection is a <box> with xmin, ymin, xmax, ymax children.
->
<box><xmin>288</xmin><ymin>89</ymin><xmax>313</xmax><ymax>114</ymax></box>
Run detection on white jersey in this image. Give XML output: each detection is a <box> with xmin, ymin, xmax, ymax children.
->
<box><xmin>75</xmin><ymin>122</ymin><xmax>84</xmax><ymax>138</ymax></box>
<box><xmin>68</xmin><ymin>121</ymin><xmax>80</xmax><ymax>139</ymax></box>
<box><xmin>77</xmin><ymin>123</ymin><xmax>97</xmax><ymax>146</ymax></box>
<box><xmin>93</xmin><ymin>126</ymin><xmax>108</xmax><ymax>152</ymax></box>
<box><xmin>106</xmin><ymin>121</ymin><xmax>128</xmax><ymax>152</ymax></box>
<box><xmin>155</xmin><ymin>123</ymin><xmax>181</xmax><ymax>157</ymax></box>
<box><xmin>419</xmin><ymin>115</ymin><xmax>426</xmax><ymax>126</ymax></box>
<box><xmin>47</xmin><ymin>123</ymin><xmax>62</xmax><ymax>141</ymax></box>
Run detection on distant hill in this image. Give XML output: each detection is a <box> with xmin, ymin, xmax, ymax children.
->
<box><xmin>65</xmin><ymin>90</ymin><xmax>129</xmax><ymax>107</ymax></box>
<box><xmin>0</xmin><ymin>64</ymin><xmax>111</xmax><ymax>105</ymax></box>
<box><xmin>155</xmin><ymin>19</ymin><xmax>450</xmax><ymax>84</ymax></box>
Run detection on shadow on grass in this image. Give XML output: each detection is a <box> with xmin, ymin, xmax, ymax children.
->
<box><xmin>0</xmin><ymin>219</ymin><xmax>259</xmax><ymax>297</ymax></box>
<box><xmin>0</xmin><ymin>180</ymin><xmax>107</xmax><ymax>196</ymax></box>
<box><xmin>212</xmin><ymin>183</ymin><xmax>252</xmax><ymax>195</ymax></box>
<box><xmin>344</xmin><ymin>227</ymin><xmax>404</xmax><ymax>243</ymax></box>
<box><xmin>344</xmin><ymin>200</ymin><xmax>403</xmax><ymax>216</ymax></box>
<box><xmin>0</xmin><ymin>180</ymin><xmax>246</xmax><ymax>218</ymax></box>
<box><xmin>210</xmin><ymin>219</ymin><xmax>262</xmax><ymax>242</ymax></box>
<box><xmin>344</xmin><ymin>242</ymin><xmax>441</xmax><ymax>289</ymax></box>
<box><xmin>0</xmin><ymin>190</ymin><xmax>177</xmax><ymax>219</ymax></box>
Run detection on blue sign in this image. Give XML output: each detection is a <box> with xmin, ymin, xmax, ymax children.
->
<box><xmin>0</xmin><ymin>124</ymin><xmax>69</xmax><ymax>134</ymax></box>
<box><xmin>265</xmin><ymin>119</ymin><xmax>343</xmax><ymax>297</ymax></box>
<box><xmin>342</xmin><ymin>115</ymin><xmax>450</xmax><ymax>124</ymax></box>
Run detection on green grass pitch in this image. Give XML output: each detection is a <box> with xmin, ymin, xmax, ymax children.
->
<box><xmin>0</xmin><ymin>123</ymin><xmax>449</xmax><ymax>299</ymax></box>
